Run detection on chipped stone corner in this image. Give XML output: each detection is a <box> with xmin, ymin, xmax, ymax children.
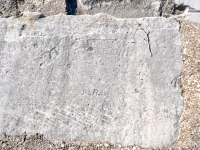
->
<box><xmin>19</xmin><ymin>12</ymin><xmax>45</xmax><ymax>22</ymax></box>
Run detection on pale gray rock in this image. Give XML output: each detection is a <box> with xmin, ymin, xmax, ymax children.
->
<box><xmin>0</xmin><ymin>0</ymin><xmax>176</xmax><ymax>18</ymax></box>
<box><xmin>173</xmin><ymin>0</ymin><xmax>200</xmax><ymax>23</ymax></box>
<box><xmin>0</xmin><ymin>0</ymin><xmax>66</xmax><ymax>18</ymax></box>
<box><xmin>78</xmin><ymin>0</ymin><xmax>162</xmax><ymax>17</ymax></box>
<box><xmin>184</xmin><ymin>13</ymin><xmax>200</xmax><ymax>23</ymax></box>
<box><xmin>0</xmin><ymin>13</ymin><xmax>183</xmax><ymax>148</ymax></box>
<box><xmin>175</xmin><ymin>0</ymin><xmax>200</xmax><ymax>10</ymax></box>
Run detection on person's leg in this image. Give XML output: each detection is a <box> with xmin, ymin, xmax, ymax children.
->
<box><xmin>67</xmin><ymin>0</ymin><xmax>77</xmax><ymax>15</ymax></box>
<box><xmin>71</xmin><ymin>6</ymin><xmax>76</xmax><ymax>15</ymax></box>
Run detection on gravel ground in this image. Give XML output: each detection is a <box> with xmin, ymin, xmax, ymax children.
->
<box><xmin>0</xmin><ymin>133</ymin><xmax>184</xmax><ymax>150</ymax></box>
<box><xmin>176</xmin><ymin>20</ymin><xmax>200</xmax><ymax>149</ymax></box>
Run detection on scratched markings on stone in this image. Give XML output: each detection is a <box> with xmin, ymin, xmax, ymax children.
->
<box><xmin>0</xmin><ymin>14</ymin><xmax>183</xmax><ymax>148</ymax></box>
<box><xmin>0</xmin><ymin>29</ymin><xmax>4</xmax><ymax>42</ymax></box>
<box><xmin>0</xmin><ymin>22</ymin><xmax>6</xmax><ymax>46</ymax></box>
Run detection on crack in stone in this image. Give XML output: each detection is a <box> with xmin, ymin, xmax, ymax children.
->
<box><xmin>136</xmin><ymin>21</ymin><xmax>153</xmax><ymax>57</ymax></box>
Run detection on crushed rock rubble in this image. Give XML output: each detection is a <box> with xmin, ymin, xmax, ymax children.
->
<box><xmin>0</xmin><ymin>133</ymin><xmax>185</xmax><ymax>150</ymax></box>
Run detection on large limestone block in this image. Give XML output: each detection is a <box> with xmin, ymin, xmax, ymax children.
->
<box><xmin>0</xmin><ymin>13</ymin><xmax>183</xmax><ymax>148</ymax></box>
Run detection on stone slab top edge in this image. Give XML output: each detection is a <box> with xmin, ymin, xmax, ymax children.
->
<box><xmin>0</xmin><ymin>12</ymin><xmax>180</xmax><ymax>30</ymax></box>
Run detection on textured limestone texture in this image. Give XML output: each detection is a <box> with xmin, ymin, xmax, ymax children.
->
<box><xmin>173</xmin><ymin>0</ymin><xmax>200</xmax><ymax>23</ymax></box>
<box><xmin>1</xmin><ymin>0</ymin><xmax>193</xmax><ymax>20</ymax></box>
<box><xmin>175</xmin><ymin>0</ymin><xmax>200</xmax><ymax>10</ymax></box>
<box><xmin>0</xmin><ymin>0</ymin><xmax>176</xmax><ymax>18</ymax></box>
<box><xmin>176</xmin><ymin>20</ymin><xmax>200</xmax><ymax>149</ymax></box>
<box><xmin>78</xmin><ymin>0</ymin><xmax>162</xmax><ymax>17</ymax></box>
<box><xmin>0</xmin><ymin>13</ymin><xmax>183</xmax><ymax>148</ymax></box>
<box><xmin>0</xmin><ymin>0</ymin><xmax>66</xmax><ymax>18</ymax></box>
<box><xmin>0</xmin><ymin>0</ymin><xmax>18</xmax><ymax>18</ymax></box>
<box><xmin>17</xmin><ymin>0</ymin><xmax>66</xmax><ymax>17</ymax></box>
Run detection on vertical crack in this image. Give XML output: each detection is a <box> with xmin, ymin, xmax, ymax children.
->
<box><xmin>136</xmin><ymin>21</ymin><xmax>153</xmax><ymax>57</ymax></box>
<box><xmin>146</xmin><ymin>31</ymin><xmax>153</xmax><ymax>57</ymax></box>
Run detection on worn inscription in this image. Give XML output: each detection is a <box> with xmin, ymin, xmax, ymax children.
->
<box><xmin>82</xmin><ymin>89</ymin><xmax>109</xmax><ymax>96</ymax></box>
<box><xmin>0</xmin><ymin>15</ymin><xmax>183</xmax><ymax>147</ymax></box>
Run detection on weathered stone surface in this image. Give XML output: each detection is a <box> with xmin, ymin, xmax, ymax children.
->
<box><xmin>0</xmin><ymin>13</ymin><xmax>183</xmax><ymax>148</ymax></box>
<box><xmin>0</xmin><ymin>0</ymin><xmax>17</xmax><ymax>18</ymax></box>
<box><xmin>174</xmin><ymin>0</ymin><xmax>200</xmax><ymax>23</ymax></box>
<box><xmin>0</xmin><ymin>0</ymin><xmax>66</xmax><ymax>18</ymax></box>
<box><xmin>175</xmin><ymin>0</ymin><xmax>200</xmax><ymax>10</ymax></box>
<box><xmin>18</xmin><ymin>0</ymin><xmax>66</xmax><ymax>16</ymax></box>
<box><xmin>0</xmin><ymin>0</ymin><xmax>176</xmax><ymax>18</ymax></box>
<box><xmin>79</xmin><ymin>0</ymin><xmax>162</xmax><ymax>17</ymax></box>
<box><xmin>183</xmin><ymin>12</ymin><xmax>200</xmax><ymax>23</ymax></box>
